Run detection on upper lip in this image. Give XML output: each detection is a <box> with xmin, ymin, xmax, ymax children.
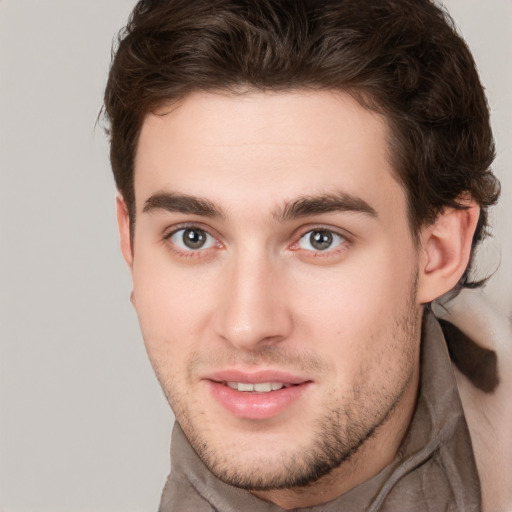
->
<box><xmin>204</xmin><ymin>369</ymin><xmax>311</xmax><ymax>385</ymax></box>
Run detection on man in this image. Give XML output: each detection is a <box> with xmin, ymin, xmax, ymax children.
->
<box><xmin>103</xmin><ymin>0</ymin><xmax>505</xmax><ymax>510</ymax></box>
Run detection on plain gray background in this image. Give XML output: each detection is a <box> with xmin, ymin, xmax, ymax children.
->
<box><xmin>0</xmin><ymin>1</ymin><xmax>510</xmax><ymax>511</ymax></box>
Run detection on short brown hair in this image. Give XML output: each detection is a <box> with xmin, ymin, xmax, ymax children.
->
<box><xmin>104</xmin><ymin>0</ymin><xmax>500</xmax><ymax>287</ymax></box>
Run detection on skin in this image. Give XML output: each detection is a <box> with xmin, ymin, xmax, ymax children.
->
<box><xmin>117</xmin><ymin>90</ymin><xmax>479</xmax><ymax>509</ymax></box>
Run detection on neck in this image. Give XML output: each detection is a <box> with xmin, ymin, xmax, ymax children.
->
<box><xmin>252</xmin><ymin>361</ymin><xmax>420</xmax><ymax>510</ymax></box>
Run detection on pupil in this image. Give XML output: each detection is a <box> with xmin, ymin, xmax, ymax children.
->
<box><xmin>310</xmin><ymin>231</ymin><xmax>332</xmax><ymax>250</ymax></box>
<box><xmin>183</xmin><ymin>229</ymin><xmax>206</xmax><ymax>249</ymax></box>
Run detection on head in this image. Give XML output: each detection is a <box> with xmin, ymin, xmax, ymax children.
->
<box><xmin>104</xmin><ymin>0</ymin><xmax>499</xmax><ymax>507</ymax></box>
<box><xmin>105</xmin><ymin>0</ymin><xmax>499</xmax><ymax>275</ymax></box>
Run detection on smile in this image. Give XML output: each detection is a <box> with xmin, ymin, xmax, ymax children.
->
<box><xmin>205</xmin><ymin>372</ymin><xmax>312</xmax><ymax>420</ymax></box>
<box><xmin>225</xmin><ymin>381</ymin><xmax>289</xmax><ymax>392</ymax></box>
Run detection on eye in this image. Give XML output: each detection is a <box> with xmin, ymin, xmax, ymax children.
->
<box><xmin>168</xmin><ymin>228</ymin><xmax>217</xmax><ymax>251</ymax></box>
<box><xmin>297</xmin><ymin>229</ymin><xmax>345</xmax><ymax>252</ymax></box>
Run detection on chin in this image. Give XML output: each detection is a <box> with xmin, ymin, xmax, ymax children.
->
<box><xmin>177</xmin><ymin>403</ymin><xmax>383</xmax><ymax>491</ymax></box>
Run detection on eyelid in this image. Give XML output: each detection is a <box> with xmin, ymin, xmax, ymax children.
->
<box><xmin>163</xmin><ymin>222</ymin><xmax>219</xmax><ymax>241</ymax></box>
<box><xmin>171</xmin><ymin>228</ymin><xmax>217</xmax><ymax>251</ymax></box>
<box><xmin>292</xmin><ymin>224</ymin><xmax>353</xmax><ymax>243</ymax></box>
<box><xmin>298</xmin><ymin>230</ymin><xmax>344</xmax><ymax>250</ymax></box>
<box><xmin>162</xmin><ymin>222</ymin><xmax>223</xmax><ymax>256</ymax></box>
<box><xmin>289</xmin><ymin>225</ymin><xmax>353</xmax><ymax>255</ymax></box>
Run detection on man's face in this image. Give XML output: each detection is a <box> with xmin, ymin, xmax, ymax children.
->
<box><xmin>128</xmin><ymin>91</ymin><xmax>424</xmax><ymax>494</ymax></box>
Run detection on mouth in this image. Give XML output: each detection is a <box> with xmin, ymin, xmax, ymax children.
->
<box><xmin>204</xmin><ymin>371</ymin><xmax>312</xmax><ymax>420</ymax></box>
<box><xmin>224</xmin><ymin>381</ymin><xmax>295</xmax><ymax>392</ymax></box>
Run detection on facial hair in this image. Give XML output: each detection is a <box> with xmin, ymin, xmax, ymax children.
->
<box><xmin>154</xmin><ymin>277</ymin><xmax>421</xmax><ymax>491</ymax></box>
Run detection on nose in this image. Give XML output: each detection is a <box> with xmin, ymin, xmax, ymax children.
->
<box><xmin>214</xmin><ymin>249</ymin><xmax>293</xmax><ymax>351</ymax></box>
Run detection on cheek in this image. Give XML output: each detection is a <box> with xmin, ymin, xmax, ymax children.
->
<box><xmin>296</xmin><ymin>251</ymin><xmax>414</xmax><ymax>319</ymax></box>
<box><xmin>131</xmin><ymin>252</ymin><xmax>214</xmax><ymax>360</ymax></box>
<box><xmin>290</xmin><ymin>246</ymin><xmax>419</xmax><ymax>368</ymax></box>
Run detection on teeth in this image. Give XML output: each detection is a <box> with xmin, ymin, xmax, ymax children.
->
<box><xmin>226</xmin><ymin>382</ymin><xmax>285</xmax><ymax>392</ymax></box>
<box><xmin>254</xmin><ymin>382</ymin><xmax>272</xmax><ymax>392</ymax></box>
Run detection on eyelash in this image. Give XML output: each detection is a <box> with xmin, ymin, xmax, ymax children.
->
<box><xmin>290</xmin><ymin>226</ymin><xmax>351</xmax><ymax>259</ymax></box>
<box><xmin>163</xmin><ymin>223</ymin><xmax>222</xmax><ymax>259</ymax></box>
<box><xmin>162</xmin><ymin>224</ymin><xmax>351</xmax><ymax>259</ymax></box>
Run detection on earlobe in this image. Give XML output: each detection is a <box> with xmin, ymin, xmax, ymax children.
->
<box><xmin>417</xmin><ymin>201</ymin><xmax>480</xmax><ymax>304</ymax></box>
<box><xmin>116</xmin><ymin>195</ymin><xmax>134</xmax><ymax>269</ymax></box>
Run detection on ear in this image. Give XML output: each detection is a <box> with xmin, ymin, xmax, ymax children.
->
<box><xmin>116</xmin><ymin>194</ymin><xmax>134</xmax><ymax>270</ymax></box>
<box><xmin>417</xmin><ymin>201</ymin><xmax>480</xmax><ymax>304</ymax></box>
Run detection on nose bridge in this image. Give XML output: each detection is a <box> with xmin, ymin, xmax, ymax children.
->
<box><xmin>215</xmin><ymin>243</ymin><xmax>292</xmax><ymax>350</ymax></box>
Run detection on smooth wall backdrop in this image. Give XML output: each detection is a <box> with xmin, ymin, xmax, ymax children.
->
<box><xmin>0</xmin><ymin>1</ymin><xmax>510</xmax><ymax>511</ymax></box>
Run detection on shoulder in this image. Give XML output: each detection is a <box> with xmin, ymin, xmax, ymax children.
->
<box><xmin>433</xmin><ymin>289</ymin><xmax>512</xmax><ymax>512</ymax></box>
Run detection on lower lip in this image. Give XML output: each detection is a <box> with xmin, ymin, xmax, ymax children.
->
<box><xmin>207</xmin><ymin>381</ymin><xmax>310</xmax><ymax>420</ymax></box>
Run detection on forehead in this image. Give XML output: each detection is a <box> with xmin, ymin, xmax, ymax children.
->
<box><xmin>134</xmin><ymin>90</ymin><xmax>405</xmax><ymax>222</ymax></box>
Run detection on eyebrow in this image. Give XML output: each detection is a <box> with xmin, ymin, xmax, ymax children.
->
<box><xmin>276</xmin><ymin>192</ymin><xmax>377</xmax><ymax>221</ymax></box>
<box><xmin>143</xmin><ymin>192</ymin><xmax>224</xmax><ymax>218</ymax></box>
<box><xmin>142</xmin><ymin>190</ymin><xmax>377</xmax><ymax>221</ymax></box>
